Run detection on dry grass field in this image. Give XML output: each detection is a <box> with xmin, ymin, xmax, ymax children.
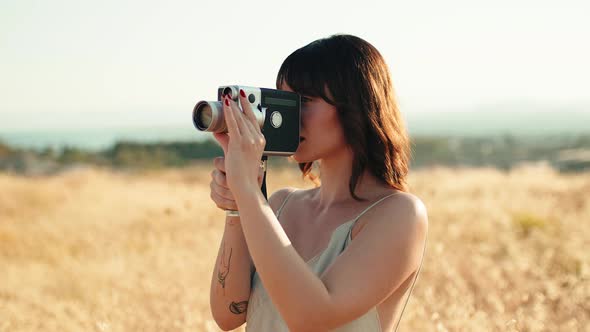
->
<box><xmin>1</xmin><ymin>162</ymin><xmax>589</xmax><ymax>331</ymax></box>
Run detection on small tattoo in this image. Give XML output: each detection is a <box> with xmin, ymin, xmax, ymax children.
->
<box><xmin>229</xmin><ymin>301</ymin><xmax>248</xmax><ymax>314</ymax></box>
<box><xmin>217</xmin><ymin>241</ymin><xmax>233</xmax><ymax>294</ymax></box>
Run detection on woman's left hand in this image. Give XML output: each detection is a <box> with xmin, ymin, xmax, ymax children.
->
<box><xmin>213</xmin><ymin>89</ymin><xmax>266</xmax><ymax>198</ymax></box>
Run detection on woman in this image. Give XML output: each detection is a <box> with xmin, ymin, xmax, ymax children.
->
<box><xmin>208</xmin><ymin>34</ymin><xmax>428</xmax><ymax>332</ymax></box>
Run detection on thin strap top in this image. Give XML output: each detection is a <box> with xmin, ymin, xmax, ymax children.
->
<box><xmin>277</xmin><ymin>189</ymin><xmax>394</xmax><ymax>223</ymax></box>
<box><xmin>245</xmin><ymin>190</ymin><xmax>421</xmax><ymax>332</ymax></box>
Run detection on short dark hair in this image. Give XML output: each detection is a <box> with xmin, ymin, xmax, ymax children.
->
<box><xmin>276</xmin><ymin>34</ymin><xmax>411</xmax><ymax>200</ymax></box>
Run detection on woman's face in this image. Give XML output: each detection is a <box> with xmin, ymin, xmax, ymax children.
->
<box><xmin>279</xmin><ymin>83</ymin><xmax>348</xmax><ymax>163</ymax></box>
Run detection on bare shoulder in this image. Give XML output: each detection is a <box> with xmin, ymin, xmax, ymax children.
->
<box><xmin>353</xmin><ymin>190</ymin><xmax>428</xmax><ymax>271</ymax></box>
<box><xmin>360</xmin><ymin>190</ymin><xmax>428</xmax><ymax>239</ymax></box>
<box><xmin>268</xmin><ymin>187</ymin><xmax>300</xmax><ymax>214</ymax></box>
<box><xmin>386</xmin><ymin>191</ymin><xmax>428</xmax><ymax>226</ymax></box>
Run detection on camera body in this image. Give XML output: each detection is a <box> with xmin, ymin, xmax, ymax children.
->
<box><xmin>193</xmin><ymin>85</ymin><xmax>300</xmax><ymax>156</ymax></box>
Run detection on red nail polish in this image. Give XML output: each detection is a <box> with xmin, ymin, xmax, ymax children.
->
<box><xmin>225</xmin><ymin>98</ymin><xmax>230</xmax><ymax>106</ymax></box>
<box><xmin>240</xmin><ymin>89</ymin><xmax>246</xmax><ymax>98</ymax></box>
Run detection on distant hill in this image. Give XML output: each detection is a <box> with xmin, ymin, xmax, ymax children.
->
<box><xmin>0</xmin><ymin>125</ymin><xmax>208</xmax><ymax>151</ymax></box>
<box><xmin>1</xmin><ymin>105</ymin><xmax>588</xmax><ymax>150</ymax></box>
<box><xmin>2</xmin><ymin>133</ymin><xmax>589</xmax><ymax>175</ymax></box>
<box><xmin>405</xmin><ymin>106</ymin><xmax>589</xmax><ymax>137</ymax></box>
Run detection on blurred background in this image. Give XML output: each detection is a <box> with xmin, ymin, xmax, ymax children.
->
<box><xmin>1</xmin><ymin>0</ymin><xmax>588</xmax><ymax>331</ymax></box>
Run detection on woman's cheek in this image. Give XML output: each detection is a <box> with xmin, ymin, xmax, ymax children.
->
<box><xmin>301</xmin><ymin>108</ymin><xmax>318</xmax><ymax>130</ymax></box>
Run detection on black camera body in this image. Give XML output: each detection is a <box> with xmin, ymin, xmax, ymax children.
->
<box><xmin>193</xmin><ymin>85</ymin><xmax>300</xmax><ymax>156</ymax></box>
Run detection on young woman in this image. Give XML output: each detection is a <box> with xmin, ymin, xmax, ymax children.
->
<box><xmin>208</xmin><ymin>34</ymin><xmax>428</xmax><ymax>332</ymax></box>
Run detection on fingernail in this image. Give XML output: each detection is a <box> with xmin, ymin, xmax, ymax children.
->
<box><xmin>225</xmin><ymin>98</ymin><xmax>230</xmax><ymax>106</ymax></box>
<box><xmin>240</xmin><ymin>89</ymin><xmax>246</xmax><ymax>98</ymax></box>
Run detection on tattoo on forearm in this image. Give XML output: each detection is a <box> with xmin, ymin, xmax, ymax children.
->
<box><xmin>229</xmin><ymin>301</ymin><xmax>248</xmax><ymax>314</ymax></box>
<box><xmin>217</xmin><ymin>241</ymin><xmax>233</xmax><ymax>294</ymax></box>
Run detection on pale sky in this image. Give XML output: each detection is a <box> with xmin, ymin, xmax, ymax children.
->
<box><xmin>1</xmin><ymin>0</ymin><xmax>589</xmax><ymax>130</ymax></box>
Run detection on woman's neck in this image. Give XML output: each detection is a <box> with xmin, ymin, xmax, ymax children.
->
<box><xmin>314</xmin><ymin>149</ymin><xmax>384</xmax><ymax>209</ymax></box>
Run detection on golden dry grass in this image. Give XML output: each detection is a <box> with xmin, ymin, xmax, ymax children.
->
<box><xmin>1</xmin><ymin>163</ymin><xmax>589</xmax><ymax>331</ymax></box>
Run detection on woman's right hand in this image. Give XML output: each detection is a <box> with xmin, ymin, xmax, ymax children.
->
<box><xmin>210</xmin><ymin>156</ymin><xmax>238</xmax><ymax>211</ymax></box>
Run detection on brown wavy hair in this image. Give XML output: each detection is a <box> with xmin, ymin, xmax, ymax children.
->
<box><xmin>276</xmin><ymin>34</ymin><xmax>411</xmax><ymax>200</ymax></box>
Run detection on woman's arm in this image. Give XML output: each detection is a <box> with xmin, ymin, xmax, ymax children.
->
<box><xmin>209</xmin><ymin>188</ymin><xmax>293</xmax><ymax>331</ymax></box>
<box><xmin>207</xmin><ymin>155</ymin><xmax>253</xmax><ymax>330</ymax></box>
<box><xmin>209</xmin><ymin>216</ymin><xmax>254</xmax><ymax>331</ymax></box>
<box><xmin>234</xmin><ymin>188</ymin><xmax>428</xmax><ymax>332</ymax></box>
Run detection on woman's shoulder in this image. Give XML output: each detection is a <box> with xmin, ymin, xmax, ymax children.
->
<box><xmin>353</xmin><ymin>189</ymin><xmax>427</xmax><ymax>265</ymax></box>
<box><xmin>268</xmin><ymin>187</ymin><xmax>291</xmax><ymax>206</ymax></box>
<box><xmin>389</xmin><ymin>189</ymin><xmax>425</xmax><ymax>207</ymax></box>
<box><xmin>268</xmin><ymin>187</ymin><xmax>304</xmax><ymax>212</ymax></box>
<box><xmin>351</xmin><ymin>187</ymin><xmax>427</xmax><ymax>230</ymax></box>
<box><xmin>268</xmin><ymin>187</ymin><xmax>319</xmax><ymax>214</ymax></box>
<box><xmin>376</xmin><ymin>189</ymin><xmax>428</xmax><ymax>228</ymax></box>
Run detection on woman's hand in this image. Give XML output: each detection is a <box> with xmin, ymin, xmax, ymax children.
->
<box><xmin>209</xmin><ymin>156</ymin><xmax>265</xmax><ymax>211</ymax></box>
<box><xmin>209</xmin><ymin>156</ymin><xmax>238</xmax><ymax>211</ymax></box>
<box><xmin>212</xmin><ymin>90</ymin><xmax>266</xmax><ymax>198</ymax></box>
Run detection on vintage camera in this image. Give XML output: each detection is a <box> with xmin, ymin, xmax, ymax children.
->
<box><xmin>192</xmin><ymin>85</ymin><xmax>301</xmax><ymax>156</ymax></box>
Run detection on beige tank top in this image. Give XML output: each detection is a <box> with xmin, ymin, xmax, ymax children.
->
<box><xmin>245</xmin><ymin>190</ymin><xmax>425</xmax><ymax>331</ymax></box>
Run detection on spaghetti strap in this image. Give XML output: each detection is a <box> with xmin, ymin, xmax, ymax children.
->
<box><xmin>276</xmin><ymin>189</ymin><xmax>298</xmax><ymax>219</ymax></box>
<box><xmin>351</xmin><ymin>191</ymin><xmax>400</xmax><ymax>224</ymax></box>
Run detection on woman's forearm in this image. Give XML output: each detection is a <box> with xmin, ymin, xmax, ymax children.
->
<box><xmin>209</xmin><ymin>217</ymin><xmax>255</xmax><ymax>331</ymax></box>
<box><xmin>235</xmin><ymin>188</ymin><xmax>332</xmax><ymax>331</ymax></box>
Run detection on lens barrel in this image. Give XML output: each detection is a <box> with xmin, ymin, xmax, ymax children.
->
<box><xmin>192</xmin><ymin>101</ymin><xmax>226</xmax><ymax>133</ymax></box>
<box><xmin>192</xmin><ymin>100</ymin><xmax>266</xmax><ymax>133</ymax></box>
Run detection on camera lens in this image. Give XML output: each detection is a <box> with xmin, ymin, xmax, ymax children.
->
<box><xmin>196</xmin><ymin>104</ymin><xmax>213</xmax><ymax>129</ymax></box>
<box><xmin>193</xmin><ymin>100</ymin><xmax>225</xmax><ymax>132</ymax></box>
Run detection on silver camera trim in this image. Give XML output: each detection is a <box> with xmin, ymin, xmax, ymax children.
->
<box><xmin>192</xmin><ymin>85</ymin><xmax>266</xmax><ymax>133</ymax></box>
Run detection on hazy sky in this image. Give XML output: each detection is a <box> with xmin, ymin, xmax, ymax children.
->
<box><xmin>1</xmin><ymin>0</ymin><xmax>589</xmax><ymax>130</ymax></box>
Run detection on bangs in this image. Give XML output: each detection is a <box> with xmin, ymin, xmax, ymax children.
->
<box><xmin>275</xmin><ymin>41</ymin><xmax>336</xmax><ymax>103</ymax></box>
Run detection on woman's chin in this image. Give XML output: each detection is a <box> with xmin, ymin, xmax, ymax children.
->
<box><xmin>291</xmin><ymin>151</ymin><xmax>308</xmax><ymax>164</ymax></box>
